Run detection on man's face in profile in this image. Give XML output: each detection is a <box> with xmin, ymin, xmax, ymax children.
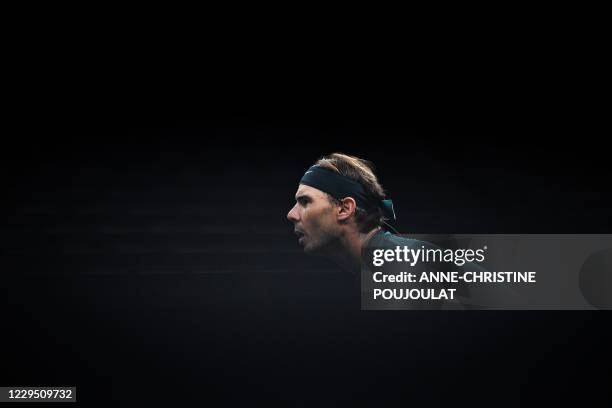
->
<box><xmin>287</xmin><ymin>184</ymin><xmax>339</xmax><ymax>254</ymax></box>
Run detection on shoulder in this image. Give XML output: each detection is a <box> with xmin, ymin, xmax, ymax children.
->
<box><xmin>368</xmin><ymin>230</ymin><xmax>440</xmax><ymax>250</ymax></box>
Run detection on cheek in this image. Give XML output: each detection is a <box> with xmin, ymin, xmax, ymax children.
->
<box><xmin>302</xmin><ymin>209</ymin><xmax>320</xmax><ymax>232</ymax></box>
<box><xmin>309</xmin><ymin>209</ymin><xmax>334</xmax><ymax>235</ymax></box>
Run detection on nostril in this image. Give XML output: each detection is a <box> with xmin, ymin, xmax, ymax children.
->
<box><xmin>287</xmin><ymin>209</ymin><xmax>298</xmax><ymax>221</ymax></box>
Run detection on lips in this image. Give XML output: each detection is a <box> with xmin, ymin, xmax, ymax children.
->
<box><xmin>294</xmin><ymin>230</ymin><xmax>305</xmax><ymax>244</ymax></box>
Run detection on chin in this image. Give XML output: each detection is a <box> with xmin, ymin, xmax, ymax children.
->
<box><xmin>303</xmin><ymin>241</ymin><xmax>320</xmax><ymax>254</ymax></box>
<box><xmin>303</xmin><ymin>245</ymin><xmax>316</xmax><ymax>254</ymax></box>
<box><xmin>305</xmin><ymin>242</ymin><xmax>331</xmax><ymax>256</ymax></box>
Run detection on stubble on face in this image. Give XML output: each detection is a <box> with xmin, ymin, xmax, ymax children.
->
<box><xmin>290</xmin><ymin>185</ymin><xmax>339</xmax><ymax>255</ymax></box>
<box><xmin>302</xmin><ymin>205</ymin><xmax>336</xmax><ymax>254</ymax></box>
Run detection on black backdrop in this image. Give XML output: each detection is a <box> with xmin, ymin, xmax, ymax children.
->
<box><xmin>2</xmin><ymin>114</ymin><xmax>610</xmax><ymax>406</ymax></box>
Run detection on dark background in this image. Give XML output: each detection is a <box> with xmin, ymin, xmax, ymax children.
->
<box><xmin>1</xmin><ymin>113</ymin><xmax>610</xmax><ymax>406</ymax></box>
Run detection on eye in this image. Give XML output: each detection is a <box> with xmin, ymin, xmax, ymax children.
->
<box><xmin>297</xmin><ymin>197</ymin><xmax>310</xmax><ymax>206</ymax></box>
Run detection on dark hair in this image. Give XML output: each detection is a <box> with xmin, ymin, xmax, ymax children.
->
<box><xmin>315</xmin><ymin>153</ymin><xmax>386</xmax><ymax>233</ymax></box>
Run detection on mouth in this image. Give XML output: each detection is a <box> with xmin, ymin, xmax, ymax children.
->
<box><xmin>294</xmin><ymin>230</ymin><xmax>305</xmax><ymax>244</ymax></box>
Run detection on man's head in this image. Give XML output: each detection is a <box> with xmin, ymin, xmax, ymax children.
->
<box><xmin>287</xmin><ymin>153</ymin><xmax>388</xmax><ymax>254</ymax></box>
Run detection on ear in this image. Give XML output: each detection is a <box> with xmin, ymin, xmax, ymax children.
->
<box><xmin>337</xmin><ymin>197</ymin><xmax>357</xmax><ymax>221</ymax></box>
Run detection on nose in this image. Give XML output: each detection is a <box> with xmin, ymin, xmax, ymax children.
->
<box><xmin>287</xmin><ymin>203</ymin><xmax>299</xmax><ymax>223</ymax></box>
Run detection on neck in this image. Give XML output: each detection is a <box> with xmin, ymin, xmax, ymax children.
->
<box><xmin>326</xmin><ymin>226</ymin><xmax>382</xmax><ymax>274</ymax></box>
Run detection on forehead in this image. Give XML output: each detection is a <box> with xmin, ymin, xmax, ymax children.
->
<box><xmin>295</xmin><ymin>184</ymin><xmax>328</xmax><ymax>200</ymax></box>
